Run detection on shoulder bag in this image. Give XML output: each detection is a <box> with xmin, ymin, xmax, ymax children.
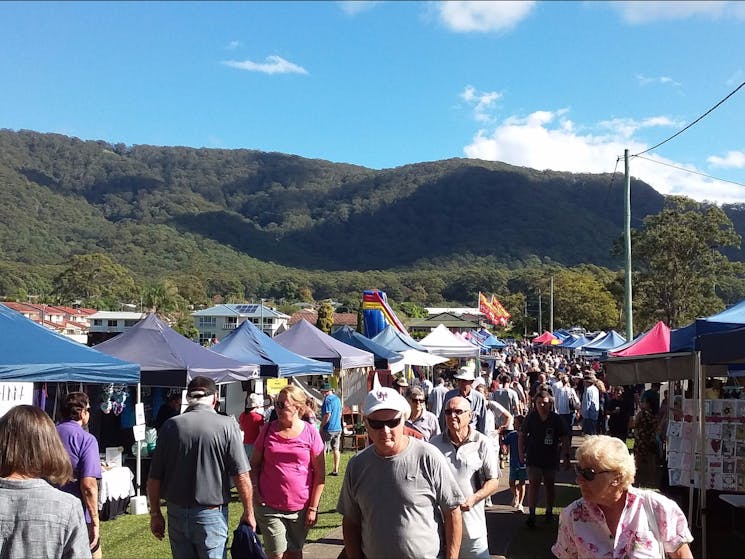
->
<box><xmin>642</xmin><ymin>491</ymin><xmax>667</xmax><ymax>558</ymax></box>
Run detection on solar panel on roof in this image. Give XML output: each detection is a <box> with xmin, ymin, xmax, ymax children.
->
<box><xmin>234</xmin><ymin>304</ymin><xmax>259</xmax><ymax>314</ymax></box>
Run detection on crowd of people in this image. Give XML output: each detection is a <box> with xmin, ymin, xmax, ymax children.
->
<box><xmin>0</xmin><ymin>342</ymin><xmax>697</xmax><ymax>559</ymax></box>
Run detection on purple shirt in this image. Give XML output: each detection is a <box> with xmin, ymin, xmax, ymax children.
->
<box><xmin>57</xmin><ymin>419</ymin><xmax>102</xmax><ymax>523</ymax></box>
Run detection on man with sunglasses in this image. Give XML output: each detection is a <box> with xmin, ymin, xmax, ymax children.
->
<box><xmin>56</xmin><ymin>391</ymin><xmax>102</xmax><ymax>558</ymax></box>
<box><xmin>518</xmin><ymin>388</ymin><xmax>570</xmax><ymax>528</ymax></box>
<box><xmin>337</xmin><ymin>384</ymin><xmax>464</xmax><ymax>559</ymax></box>
<box><xmin>431</xmin><ymin>397</ymin><xmax>500</xmax><ymax>559</ymax></box>
<box><xmin>439</xmin><ymin>367</ymin><xmax>487</xmax><ymax>434</ymax></box>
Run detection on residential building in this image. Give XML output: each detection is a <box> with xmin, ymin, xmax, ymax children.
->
<box><xmin>191</xmin><ymin>303</ymin><xmax>291</xmax><ymax>345</ymax></box>
<box><xmin>1</xmin><ymin>302</ymin><xmax>97</xmax><ymax>343</ymax></box>
<box><xmin>87</xmin><ymin>311</ymin><xmax>147</xmax><ymax>345</ymax></box>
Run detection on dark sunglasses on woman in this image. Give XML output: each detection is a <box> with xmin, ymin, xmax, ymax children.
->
<box><xmin>575</xmin><ymin>465</ymin><xmax>613</xmax><ymax>481</ymax></box>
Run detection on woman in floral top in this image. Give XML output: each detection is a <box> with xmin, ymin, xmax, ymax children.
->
<box><xmin>552</xmin><ymin>435</ymin><xmax>693</xmax><ymax>559</ymax></box>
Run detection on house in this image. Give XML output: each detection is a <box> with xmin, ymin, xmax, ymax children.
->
<box><xmin>407</xmin><ymin>312</ymin><xmax>480</xmax><ymax>336</ymax></box>
<box><xmin>2</xmin><ymin>302</ymin><xmax>97</xmax><ymax>344</ymax></box>
<box><xmin>191</xmin><ymin>303</ymin><xmax>291</xmax><ymax>344</ymax></box>
<box><xmin>288</xmin><ymin>310</ymin><xmax>359</xmax><ymax>330</ymax></box>
<box><xmin>87</xmin><ymin>311</ymin><xmax>147</xmax><ymax>345</ymax></box>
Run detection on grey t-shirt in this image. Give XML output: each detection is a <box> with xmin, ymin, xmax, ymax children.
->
<box><xmin>337</xmin><ymin>436</ymin><xmax>464</xmax><ymax>559</ymax></box>
<box><xmin>149</xmin><ymin>404</ymin><xmax>249</xmax><ymax>507</ymax></box>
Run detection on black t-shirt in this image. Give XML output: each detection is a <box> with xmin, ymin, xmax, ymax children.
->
<box><xmin>521</xmin><ymin>410</ymin><xmax>567</xmax><ymax>469</ymax></box>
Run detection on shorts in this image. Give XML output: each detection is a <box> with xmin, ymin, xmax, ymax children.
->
<box><xmin>324</xmin><ymin>431</ymin><xmax>341</xmax><ymax>451</ymax></box>
<box><xmin>509</xmin><ymin>467</ymin><xmax>528</xmax><ymax>482</ymax></box>
<box><xmin>527</xmin><ymin>466</ymin><xmax>557</xmax><ymax>482</ymax></box>
<box><xmin>255</xmin><ymin>503</ymin><xmax>309</xmax><ymax>556</ymax></box>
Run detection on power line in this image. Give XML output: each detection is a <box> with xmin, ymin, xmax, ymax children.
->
<box><xmin>633</xmin><ymin>80</ymin><xmax>745</xmax><ymax>157</ymax></box>
<box><xmin>634</xmin><ymin>154</ymin><xmax>745</xmax><ymax>189</ymax></box>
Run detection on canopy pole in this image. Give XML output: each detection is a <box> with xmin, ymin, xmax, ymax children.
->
<box><xmin>136</xmin><ymin>382</ymin><xmax>142</xmax><ymax>497</ymax></box>
<box><xmin>696</xmin><ymin>353</ymin><xmax>707</xmax><ymax>559</ymax></box>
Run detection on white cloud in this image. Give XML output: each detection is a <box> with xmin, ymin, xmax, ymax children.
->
<box><xmin>226</xmin><ymin>40</ymin><xmax>242</xmax><ymax>50</ymax></box>
<box><xmin>338</xmin><ymin>1</ymin><xmax>378</xmax><ymax>15</ymax></box>
<box><xmin>708</xmin><ymin>150</ymin><xmax>745</xmax><ymax>169</ymax></box>
<box><xmin>636</xmin><ymin>74</ymin><xmax>682</xmax><ymax>87</ymax></box>
<box><xmin>612</xmin><ymin>1</ymin><xmax>745</xmax><ymax>24</ymax></box>
<box><xmin>463</xmin><ymin>108</ymin><xmax>745</xmax><ymax>204</ymax></box>
<box><xmin>460</xmin><ymin>85</ymin><xmax>502</xmax><ymax>122</ymax></box>
<box><xmin>222</xmin><ymin>56</ymin><xmax>308</xmax><ymax>75</ymax></box>
<box><xmin>438</xmin><ymin>1</ymin><xmax>535</xmax><ymax>33</ymax></box>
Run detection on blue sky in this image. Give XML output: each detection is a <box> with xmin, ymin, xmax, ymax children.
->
<box><xmin>2</xmin><ymin>1</ymin><xmax>745</xmax><ymax>203</ymax></box>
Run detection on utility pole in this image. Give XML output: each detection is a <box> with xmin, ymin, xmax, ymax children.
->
<box><xmin>624</xmin><ymin>149</ymin><xmax>634</xmax><ymax>339</ymax></box>
<box><xmin>549</xmin><ymin>276</ymin><xmax>554</xmax><ymax>333</ymax></box>
<box><xmin>523</xmin><ymin>299</ymin><xmax>528</xmax><ymax>338</ymax></box>
<box><xmin>538</xmin><ymin>290</ymin><xmax>542</xmax><ymax>333</ymax></box>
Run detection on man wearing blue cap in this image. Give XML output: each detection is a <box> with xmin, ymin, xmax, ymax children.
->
<box><xmin>320</xmin><ymin>383</ymin><xmax>342</xmax><ymax>476</ymax></box>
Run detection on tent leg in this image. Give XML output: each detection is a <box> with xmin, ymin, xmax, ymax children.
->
<box><xmin>136</xmin><ymin>383</ymin><xmax>142</xmax><ymax>497</ymax></box>
<box><xmin>696</xmin><ymin>353</ymin><xmax>707</xmax><ymax>559</ymax></box>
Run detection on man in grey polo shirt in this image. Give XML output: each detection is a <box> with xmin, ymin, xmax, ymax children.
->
<box><xmin>147</xmin><ymin>376</ymin><xmax>256</xmax><ymax>559</ymax></box>
<box><xmin>338</xmin><ymin>381</ymin><xmax>464</xmax><ymax>559</ymax></box>
<box><xmin>432</xmin><ymin>396</ymin><xmax>500</xmax><ymax>559</ymax></box>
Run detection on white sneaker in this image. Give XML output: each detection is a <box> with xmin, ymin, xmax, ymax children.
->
<box><xmin>516</xmin><ymin>504</ymin><xmax>524</xmax><ymax>513</ymax></box>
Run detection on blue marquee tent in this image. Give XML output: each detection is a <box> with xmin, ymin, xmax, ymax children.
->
<box><xmin>329</xmin><ymin>325</ymin><xmax>403</xmax><ymax>370</ymax></box>
<box><xmin>94</xmin><ymin>314</ymin><xmax>258</xmax><ymax>387</ymax></box>
<box><xmin>670</xmin><ymin>298</ymin><xmax>745</xmax><ymax>352</ymax></box>
<box><xmin>581</xmin><ymin>330</ymin><xmax>627</xmax><ymax>353</ymax></box>
<box><xmin>0</xmin><ymin>304</ymin><xmax>140</xmax><ymax>384</ymax></box>
<box><xmin>212</xmin><ymin>320</ymin><xmax>333</xmax><ymax>378</ymax></box>
<box><xmin>561</xmin><ymin>334</ymin><xmax>592</xmax><ymax>349</ymax></box>
<box><xmin>371</xmin><ymin>325</ymin><xmax>429</xmax><ymax>353</ymax></box>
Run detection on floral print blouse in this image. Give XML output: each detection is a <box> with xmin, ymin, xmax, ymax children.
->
<box><xmin>552</xmin><ymin>487</ymin><xmax>693</xmax><ymax>558</ymax></box>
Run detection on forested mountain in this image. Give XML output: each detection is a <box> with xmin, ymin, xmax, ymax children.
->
<box><xmin>0</xmin><ymin>129</ymin><xmax>670</xmax><ymax>271</ymax></box>
<box><xmin>0</xmin><ymin>128</ymin><xmax>742</xmax><ymax>323</ymax></box>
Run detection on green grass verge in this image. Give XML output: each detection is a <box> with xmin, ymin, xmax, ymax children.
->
<box><xmin>100</xmin><ymin>452</ymin><xmax>352</xmax><ymax>558</ymax></box>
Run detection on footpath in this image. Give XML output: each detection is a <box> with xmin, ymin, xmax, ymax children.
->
<box><xmin>303</xmin><ymin>430</ymin><xmax>584</xmax><ymax>559</ymax></box>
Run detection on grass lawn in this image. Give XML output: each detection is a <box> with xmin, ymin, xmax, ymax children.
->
<box><xmin>100</xmin><ymin>452</ymin><xmax>352</xmax><ymax>558</ymax></box>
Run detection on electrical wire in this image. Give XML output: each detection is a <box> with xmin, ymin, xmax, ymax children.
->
<box><xmin>634</xmin><ymin>154</ymin><xmax>745</xmax><ymax>189</ymax></box>
<box><xmin>633</xmin><ymin>80</ymin><xmax>745</xmax><ymax>157</ymax></box>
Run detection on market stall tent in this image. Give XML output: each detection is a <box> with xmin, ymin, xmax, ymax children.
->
<box><xmin>329</xmin><ymin>325</ymin><xmax>403</xmax><ymax>370</ymax></box>
<box><xmin>371</xmin><ymin>325</ymin><xmax>430</xmax><ymax>353</ymax></box>
<box><xmin>211</xmin><ymin>320</ymin><xmax>333</xmax><ymax>377</ymax></box>
<box><xmin>419</xmin><ymin>324</ymin><xmax>481</xmax><ymax>358</ymax></box>
<box><xmin>274</xmin><ymin>319</ymin><xmax>374</xmax><ymax>369</ymax></box>
<box><xmin>609</xmin><ymin>321</ymin><xmax>670</xmax><ymax>357</ymax></box>
<box><xmin>93</xmin><ymin>314</ymin><xmax>258</xmax><ymax>386</ymax></box>
<box><xmin>0</xmin><ymin>304</ymin><xmax>139</xmax><ymax>384</ymax></box>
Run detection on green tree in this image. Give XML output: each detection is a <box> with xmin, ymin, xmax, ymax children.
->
<box><xmin>316</xmin><ymin>300</ymin><xmax>334</xmax><ymax>333</ymax></box>
<box><xmin>632</xmin><ymin>196</ymin><xmax>741</xmax><ymax>328</ymax></box>
<box><xmin>552</xmin><ymin>270</ymin><xmax>619</xmax><ymax>330</ymax></box>
<box><xmin>52</xmin><ymin>253</ymin><xmax>137</xmax><ymax>307</ymax></box>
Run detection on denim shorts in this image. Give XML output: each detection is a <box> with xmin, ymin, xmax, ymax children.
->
<box><xmin>166</xmin><ymin>503</ymin><xmax>229</xmax><ymax>559</ymax></box>
<box><xmin>255</xmin><ymin>503</ymin><xmax>309</xmax><ymax>556</ymax></box>
<box><xmin>510</xmin><ymin>466</ymin><xmax>528</xmax><ymax>482</ymax></box>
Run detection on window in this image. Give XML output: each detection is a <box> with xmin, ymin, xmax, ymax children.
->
<box><xmin>199</xmin><ymin>317</ymin><xmax>217</xmax><ymax>329</ymax></box>
<box><xmin>93</xmin><ymin>319</ymin><xmax>103</xmax><ymax>326</ymax></box>
<box><xmin>199</xmin><ymin>332</ymin><xmax>214</xmax><ymax>345</ymax></box>
<box><xmin>224</xmin><ymin>317</ymin><xmax>237</xmax><ymax>329</ymax></box>
<box><xmin>124</xmin><ymin>320</ymin><xmax>138</xmax><ymax>327</ymax></box>
<box><xmin>107</xmin><ymin>320</ymin><xmax>118</xmax><ymax>327</ymax></box>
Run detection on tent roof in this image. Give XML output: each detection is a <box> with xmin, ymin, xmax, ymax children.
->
<box><xmin>670</xmin><ymin>298</ymin><xmax>745</xmax><ymax>352</ymax></box>
<box><xmin>371</xmin><ymin>325</ymin><xmax>429</xmax><ymax>353</ymax></box>
<box><xmin>273</xmin><ymin>319</ymin><xmax>374</xmax><ymax>369</ymax></box>
<box><xmin>419</xmin><ymin>324</ymin><xmax>481</xmax><ymax>358</ymax></box>
<box><xmin>532</xmin><ymin>331</ymin><xmax>558</xmax><ymax>345</ymax></box>
<box><xmin>698</xmin><ymin>326</ymin><xmax>745</xmax><ymax>365</ymax></box>
<box><xmin>582</xmin><ymin>330</ymin><xmax>627</xmax><ymax>351</ymax></box>
<box><xmin>609</xmin><ymin>321</ymin><xmax>669</xmax><ymax>357</ymax></box>
<box><xmin>0</xmin><ymin>304</ymin><xmax>140</xmax><ymax>384</ymax></box>
<box><xmin>561</xmin><ymin>334</ymin><xmax>592</xmax><ymax>349</ymax></box>
<box><xmin>212</xmin><ymin>320</ymin><xmax>333</xmax><ymax>377</ymax></box>
<box><xmin>329</xmin><ymin>325</ymin><xmax>403</xmax><ymax>369</ymax></box>
<box><xmin>389</xmin><ymin>349</ymin><xmax>449</xmax><ymax>373</ymax></box>
<box><xmin>94</xmin><ymin>314</ymin><xmax>258</xmax><ymax>386</ymax></box>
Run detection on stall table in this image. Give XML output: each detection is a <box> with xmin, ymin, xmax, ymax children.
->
<box><xmin>98</xmin><ymin>466</ymin><xmax>135</xmax><ymax>521</ymax></box>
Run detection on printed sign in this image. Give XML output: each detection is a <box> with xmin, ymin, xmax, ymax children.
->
<box><xmin>0</xmin><ymin>382</ymin><xmax>34</xmax><ymax>417</ymax></box>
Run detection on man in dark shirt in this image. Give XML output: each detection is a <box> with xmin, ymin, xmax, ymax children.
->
<box><xmin>154</xmin><ymin>392</ymin><xmax>181</xmax><ymax>432</ymax></box>
<box><xmin>147</xmin><ymin>377</ymin><xmax>256</xmax><ymax>558</ymax></box>
<box><xmin>518</xmin><ymin>388</ymin><xmax>569</xmax><ymax>528</ymax></box>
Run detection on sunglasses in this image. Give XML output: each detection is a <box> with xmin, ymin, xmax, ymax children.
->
<box><xmin>410</xmin><ymin>398</ymin><xmax>425</xmax><ymax>404</ymax></box>
<box><xmin>444</xmin><ymin>408</ymin><xmax>468</xmax><ymax>416</ymax></box>
<box><xmin>575</xmin><ymin>465</ymin><xmax>613</xmax><ymax>481</ymax></box>
<box><xmin>367</xmin><ymin>416</ymin><xmax>402</xmax><ymax>430</ymax></box>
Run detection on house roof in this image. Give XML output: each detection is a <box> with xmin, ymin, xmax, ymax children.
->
<box><xmin>408</xmin><ymin>312</ymin><xmax>480</xmax><ymax>329</ymax></box>
<box><xmin>288</xmin><ymin>311</ymin><xmax>358</xmax><ymax>328</ymax></box>
<box><xmin>192</xmin><ymin>303</ymin><xmax>290</xmax><ymax>319</ymax></box>
<box><xmin>88</xmin><ymin>311</ymin><xmax>147</xmax><ymax>320</ymax></box>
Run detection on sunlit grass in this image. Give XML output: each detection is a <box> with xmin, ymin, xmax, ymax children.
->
<box><xmin>100</xmin><ymin>452</ymin><xmax>353</xmax><ymax>558</ymax></box>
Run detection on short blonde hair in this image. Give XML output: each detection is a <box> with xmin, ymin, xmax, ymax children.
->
<box><xmin>280</xmin><ymin>385</ymin><xmax>307</xmax><ymax>409</ymax></box>
<box><xmin>576</xmin><ymin>435</ymin><xmax>635</xmax><ymax>489</ymax></box>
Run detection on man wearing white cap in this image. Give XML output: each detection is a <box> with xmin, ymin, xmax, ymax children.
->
<box><xmin>337</xmin><ymin>383</ymin><xmax>464</xmax><ymax>559</ymax></box>
<box><xmin>439</xmin><ymin>367</ymin><xmax>487</xmax><ymax>434</ymax></box>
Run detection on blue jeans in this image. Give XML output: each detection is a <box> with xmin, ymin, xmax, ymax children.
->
<box><xmin>582</xmin><ymin>417</ymin><xmax>598</xmax><ymax>435</ymax></box>
<box><xmin>167</xmin><ymin>503</ymin><xmax>229</xmax><ymax>559</ymax></box>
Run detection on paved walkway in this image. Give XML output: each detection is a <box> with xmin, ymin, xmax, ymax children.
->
<box><xmin>304</xmin><ymin>429</ymin><xmax>584</xmax><ymax>559</ymax></box>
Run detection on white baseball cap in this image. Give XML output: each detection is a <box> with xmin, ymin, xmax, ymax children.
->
<box><xmin>363</xmin><ymin>387</ymin><xmax>410</xmax><ymax>416</ymax></box>
<box><xmin>453</xmin><ymin>367</ymin><xmax>476</xmax><ymax>381</ymax></box>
